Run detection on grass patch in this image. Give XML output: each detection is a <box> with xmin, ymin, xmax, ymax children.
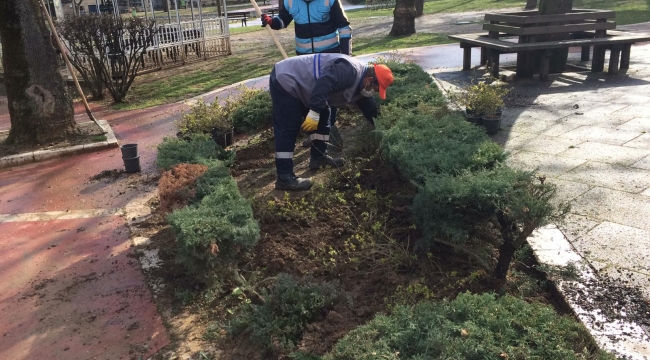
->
<box><xmin>353</xmin><ymin>33</ymin><xmax>452</xmax><ymax>55</ymax></box>
<box><xmin>91</xmin><ymin>135</ymin><xmax>107</xmax><ymax>142</ymax></box>
<box><xmin>113</xmin><ymin>55</ymin><xmax>274</xmax><ymax>110</ymax></box>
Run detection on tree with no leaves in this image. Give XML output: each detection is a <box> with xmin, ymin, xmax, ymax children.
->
<box><xmin>0</xmin><ymin>0</ymin><xmax>76</xmax><ymax>145</ymax></box>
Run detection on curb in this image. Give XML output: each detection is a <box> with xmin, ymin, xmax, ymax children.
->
<box><xmin>0</xmin><ymin>120</ymin><xmax>118</xmax><ymax>170</ymax></box>
<box><xmin>529</xmin><ymin>227</ymin><xmax>650</xmax><ymax>359</ymax></box>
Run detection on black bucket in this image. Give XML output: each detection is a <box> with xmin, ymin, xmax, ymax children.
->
<box><xmin>120</xmin><ymin>144</ymin><xmax>138</xmax><ymax>159</ymax></box>
<box><xmin>123</xmin><ymin>156</ymin><xmax>141</xmax><ymax>173</ymax></box>
<box><xmin>212</xmin><ymin>128</ymin><xmax>234</xmax><ymax>149</ymax></box>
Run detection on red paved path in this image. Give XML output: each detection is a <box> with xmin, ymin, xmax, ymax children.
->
<box><xmin>0</xmin><ymin>101</ymin><xmax>184</xmax><ymax>359</ymax></box>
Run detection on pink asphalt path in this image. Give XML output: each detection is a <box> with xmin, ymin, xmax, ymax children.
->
<box><xmin>0</xmin><ymin>101</ymin><xmax>186</xmax><ymax>359</ymax></box>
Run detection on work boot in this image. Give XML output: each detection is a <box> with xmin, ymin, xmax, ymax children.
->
<box><xmin>275</xmin><ymin>174</ymin><xmax>313</xmax><ymax>191</ymax></box>
<box><xmin>309</xmin><ymin>155</ymin><xmax>345</xmax><ymax>170</ymax></box>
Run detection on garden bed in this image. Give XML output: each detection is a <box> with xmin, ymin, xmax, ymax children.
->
<box><xmin>134</xmin><ymin>62</ymin><xmax>612</xmax><ymax>360</ymax></box>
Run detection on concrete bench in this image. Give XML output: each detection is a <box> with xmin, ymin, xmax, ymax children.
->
<box><xmin>449</xmin><ymin>9</ymin><xmax>650</xmax><ymax>80</ymax></box>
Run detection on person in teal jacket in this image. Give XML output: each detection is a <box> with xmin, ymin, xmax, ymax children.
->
<box><xmin>261</xmin><ymin>0</ymin><xmax>352</xmax><ymax>56</ymax></box>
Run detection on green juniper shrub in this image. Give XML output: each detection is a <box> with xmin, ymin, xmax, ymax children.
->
<box><xmin>156</xmin><ymin>133</ymin><xmax>233</xmax><ymax>170</ymax></box>
<box><xmin>229</xmin><ymin>274</ymin><xmax>349</xmax><ymax>354</ymax></box>
<box><xmin>384</xmin><ymin>62</ymin><xmax>434</xmax><ymax>89</ymax></box>
<box><xmin>325</xmin><ymin>293</ymin><xmax>614</xmax><ymax>360</ymax></box>
<box><xmin>377</xmin><ymin>112</ymin><xmax>506</xmax><ymax>182</ymax></box>
<box><xmin>230</xmin><ymin>89</ymin><xmax>273</xmax><ymax>133</ymax></box>
<box><xmin>167</xmin><ymin>162</ymin><xmax>260</xmax><ymax>285</ymax></box>
<box><xmin>412</xmin><ymin>167</ymin><xmax>568</xmax><ymax>279</ymax></box>
<box><xmin>389</xmin><ymin>84</ymin><xmax>447</xmax><ymax>110</ymax></box>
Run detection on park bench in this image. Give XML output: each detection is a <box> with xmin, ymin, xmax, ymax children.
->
<box><xmin>449</xmin><ymin>9</ymin><xmax>650</xmax><ymax>80</ymax></box>
<box><xmin>225</xmin><ymin>11</ymin><xmax>250</xmax><ymax>26</ymax></box>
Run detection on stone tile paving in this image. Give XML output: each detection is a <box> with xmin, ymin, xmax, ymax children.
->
<box><xmin>431</xmin><ymin>39</ymin><xmax>650</xmax><ymax>358</ymax></box>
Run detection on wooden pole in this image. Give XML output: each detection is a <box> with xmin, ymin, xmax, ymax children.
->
<box><xmin>38</xmin><ymin>0</ymin><xmax>102</xmax><ymax>129</ymax></box>
<box><xmin>248</xmin><ymin>0</ymin><xmax>288</xmax><ymax>59</ymax></box>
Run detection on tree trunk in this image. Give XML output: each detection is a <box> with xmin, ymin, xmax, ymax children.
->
<box><xmin>538</xmin><ymin>0</ymin><xmax>574</xmax><ymax>73</ymax></box>
<box><xmin>0</xmin><ymin>0</ymin><xmax>76</xmax><ymax>145</ymax></box>
<box><xmin>494</xmin><ymin>240</ymin><xmax>516</xmax><ymax>280</ymax></box>
<box><xmin>524</xmin><ymin>0</ymin><xmax>537</xmax><ymax>10</ymax></box>
<box><xmin>414</xmin><ymin>0</ymin><xmax>423</xmax><ymax>17</ymax></box>
<box><xmin>390</xmin><ymin>0</ymin><xmax>416</xmax><ymax>36</ymax></box>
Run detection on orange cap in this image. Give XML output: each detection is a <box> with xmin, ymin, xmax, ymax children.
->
<box><xmin>374</xmin><ymin>64</ymin><xmax>394</xmax><ymax>100</ymax></box>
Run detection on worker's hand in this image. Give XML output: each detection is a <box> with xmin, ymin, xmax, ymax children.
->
<box><xmin>261</xmin><ymin>13</ymin><xmax>273</xmax><ymax>27</ymax></box>
<box><xmin>301</xmin><ymin>110</ymin><xmax>320</xmax><ymax>132</ymax></box>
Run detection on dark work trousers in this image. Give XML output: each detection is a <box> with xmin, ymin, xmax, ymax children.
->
<box><xmin>270</xmin><ymin>73</ymin><xmax>331</xmax><ymax>176</ymax></box>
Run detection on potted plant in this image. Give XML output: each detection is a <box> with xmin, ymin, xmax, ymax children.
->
<box><xmin>175</xmin><ymin>100</ymin><xmax>234</xmax><ymax>148</ymax></box>
<box><xmin>451</xmin><ymin>78</ymin><xmax>509</xmax><ymax>133</ymax></box>
<box><xmin>473</xmin><ymin>80</ymin><xmax>509</xmax><ymax>135</ymax></box>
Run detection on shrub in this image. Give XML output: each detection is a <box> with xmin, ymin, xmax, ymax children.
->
<box><xmin>167</xmin><ymin>166</ymin><xmax>260</xmax><ymax>284</ymax></box>
<box><xmin>390</xmin><ymin>84</ymin><xmax>446</xmax><ymax>110</ymax></box>
<box><xmin>158</xmin><ymin>163</ymin><xmax>209</xmax><ymax>215</ymax></box>
<box><xmin>57</xmin><ymin>15</ymin><xmax>157</xmax><ymax>103</ymax></box>
<box><xmin>325</xmin><ymin>293</ymin><xmax>613</xmax><ymax>360</ymax></box>
<box><xmin>229</xmin><ymin>274</ymin><xmax>348</xmax><ymax>353</ymax></box>
<box><xmin>176</xmin><ymin>100</ymin><xmax>232</xmax><ymax>136</ymax></box>
<box><xmin>229</xmin><ymin>89</ymin><xmax>273</xmax><ymax>133</ymax></box>
<box><xmin>452</xmin><ymin>78</ymin><xmax>510</xmax><ymax>117</ymax></box>
<box><xmin>413</xmin><ymin>167</ymin><xmax>568</xmax><ymax>278</ymax></box>
<box><xmin>377</xmin><ymin>112</ymin><xmax>506</xmax><ymax>182</ymax></box>
<box><xmin>156</xmin><ymin>133</ymin><xmax>232</xmax><ymax>170</ymax></box>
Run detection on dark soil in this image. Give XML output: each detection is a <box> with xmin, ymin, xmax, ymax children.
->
<box><xmin>0</xmin><ymin>121</ymin><xmax>106</xmax><ymax>157</ymax></box>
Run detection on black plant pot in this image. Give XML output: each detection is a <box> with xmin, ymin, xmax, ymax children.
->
<box><xmin>120</xmin><ymin>143</ymin><xmax>138</xmax><ymax>159</ymax></box>
<box><xmin>482</xmin><ymin>116</ymin><xmax>502</xmax><ymax>135</ymax></box>
<box><xmin>123</xmin><ymin>156</ymin><xmax>141</xmax><ymax>173</ymax></box>
<box><xmin>466</xmin><ymin>113</ymin><xmax>483</xmax><ymax>126</ymax></box>
<box><xmin>211</xmin><ymin>128</ymin><xmax>234</xmax><ymax>148</ymax></box>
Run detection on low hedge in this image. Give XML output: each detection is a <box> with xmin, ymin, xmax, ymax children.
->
<box><xmin>230</xmin><ymin>89</ymin><xmax>273</xmax><ymax>133</ymax></box>
<box><xmin>323</xmin><ymin>293</ymin><xmax>613</xmax><ymax>360</ymax></box>
<box><xmin>377</xmin><ymin>112</ymin><xmax>505</xmax><ymax>182</ymax></box>
<box><xmin>167</xmin><ymin>170</ymin><xmax>260</xmax><ymax>284</ymax></box>
<box><xmin>375</xmin><ymin>62</ymin><xmax>566</xmax><ymax>279</ymax></box>
<box><xmin>157</xmin><ymin>135</ymin><xmax>259</xmax><ymax>285</ymax></box>
<box><xmin>156</xmin><ymin>133</ymin><xmax>232</xmax><ymax>170</ymax></box>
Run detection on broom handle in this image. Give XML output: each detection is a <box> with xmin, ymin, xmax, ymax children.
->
<box><xmin>248</xmin><ymin>0</ymin><xmax>288</xmax><ymax>59</ymax></box>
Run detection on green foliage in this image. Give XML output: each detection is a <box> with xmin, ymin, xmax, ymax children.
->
<box><xmin>375</xmin><ymin>62</ymin><xmax>566</xmax><ymax>279</ymax></box>
<box><xmin>229</xmin><ymin>274</ymin><xmax>348</xmax><ymax>353</ymax></box>
<box><xmin>167</xmin><ymin>168</ymin><xmax>260</xmax><ymax>284</ymax></box>
<box><xmin>325</xmin><ymin>293</ymin><xmax>614</xmax><ymax>360</ymax></box>
<box><xmin>378</xmin><ymin>112</ymin><xmax>506</xmax><ymax>182</ymax></box>
<box><xmin>229</xmin><ymin>89</ymin><xmax>273</xmax><ymax>133</ymax></box>
<box><xmin>176</xmin><ymin>87</ymin><xmax>272</xmax><ymax>136</ymax></box>
<box><xmin>176</xmin><ymin>100</ymin><xmax>232</xmax><ymax>135</ymax></box>
<box><xmin>452</xmin><ymin>78</ymin><xmax>510</xmax><ymax>117</ymax></box>
<box><xmin>389</xmin><ymin>84</ymin><xmax>447</xmax><ymax>110</ymax></box>
<box><xmin>156</xmin><ymin>133</ymin><xmax>233</xmax><ymax>170</ymax></box>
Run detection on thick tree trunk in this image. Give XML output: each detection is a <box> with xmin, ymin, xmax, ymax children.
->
<box><xmin>538</xmin><ymin>0</ymin><xmax>574</xmax><ymax>73</ymax></box>
<box><xmin>0</xmin><ymin>0</ymin><xmax>76</xmax><ymax>145</ymax></box>
<box><xmin>414</xmin><ymin>0</ymin><xmax>423</xmax><ymax>17</ymax></box>
<box><xmin>524</xmin><ymin>0</ymin><xmax>537</xmax><ymax>10</ymax></box>
<box><xmin>390</xmin><ymin>0</ymin><xmax>416</xmax><ymax>36</ymax></box>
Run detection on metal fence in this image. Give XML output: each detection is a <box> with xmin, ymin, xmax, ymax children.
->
<box><xmin>0</xmin><ymin>10</ymin><xmax>231</xmax><ymax>77</ymax></box>
<box><xmin>138</xmin><ymin>16</ymin><xmax>231</xmax><ymax>73</ymax></box>
<box><xmin>365</xmin><ymin>0</ymin><xmax>395</xmax><ymax>10</ymax></box>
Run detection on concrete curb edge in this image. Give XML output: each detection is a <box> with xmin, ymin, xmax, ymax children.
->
<box><xmin>0</xmin><ymin>120</ymin><xmax>118</xmax><ymax>170</ymax></box>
